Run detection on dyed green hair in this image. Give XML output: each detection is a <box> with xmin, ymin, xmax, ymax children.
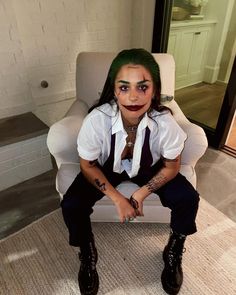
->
<box><xmin>89</xmin><ymin>48</ymin><xmax>168</xmax><ymax>113</ymax></box>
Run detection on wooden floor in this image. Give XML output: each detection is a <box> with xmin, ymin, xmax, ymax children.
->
<box><xmin>175</xmin><ymin>82</ymin><xmax>226</xmax><ymax>129</ymax></box>
<box><xmin>175</xmin><ymin>82</ymin><xmax>235</xmax><ymax>152</ymax></box>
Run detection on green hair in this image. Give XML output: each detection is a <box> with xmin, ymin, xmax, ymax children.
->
<box><xmin>89</xmin><ymin>48</ymin><xmax>168</xmax><ymax>113</ymax></box>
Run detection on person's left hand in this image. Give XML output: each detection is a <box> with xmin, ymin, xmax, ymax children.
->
<box><xmin>129</xmin><ymin>192</ymin><xmax>144</xmax><ymax>217</ymax></box>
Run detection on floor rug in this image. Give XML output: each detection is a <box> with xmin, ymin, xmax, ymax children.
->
<box><xmin>0</xmin><ymin>198</ymin><xmax>235</xmax><ymax>295</ymax></box>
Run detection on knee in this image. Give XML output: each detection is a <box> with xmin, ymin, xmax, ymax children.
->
<box><xmin>181</xmin><ymin>189</ymin><xmax>200</xmax><ymax>210</ymax></box>
<box><xmin>61</xmin><ymin>195</ymin><xmax>76</xmax><ymax>213</ymax></box>
<box><xmin>61</xmin><ymin>193</ymin><xmax>94</xmax><ymax>217</ymax></box>
<box><xmin>61</xmin><ymin>193</ymin><xmax>81</xmax><ymax>213</ymax></box>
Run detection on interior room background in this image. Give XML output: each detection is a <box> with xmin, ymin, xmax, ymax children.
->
<box><xmin>0</xmin><ymin>0</ymin><xmax>236</xmax><ymax>241</ymax></box>
<box><xmin>0</xmin><ymin>0</ymin><xmax>156</xmax><ymax>126</ymax></box>
<box><xmin>0</xmin><ymin>0</ymin><xmax>235</xmax><ymax>191</ymax></box>
<box><xmin>0</xmin><ymin>0</ymin><xmax>235</xmax><ymax>131</ymax></box>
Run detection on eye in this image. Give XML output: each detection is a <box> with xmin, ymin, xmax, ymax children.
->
<box><xmin>138</xmin><ymin>84</ymin><xmax>149</xmax><ymax>92</ymax></box>
<box><xmin>119</xmin><ymin>85</ymin><xmax>129</xmax><ymax>92</ymax></box>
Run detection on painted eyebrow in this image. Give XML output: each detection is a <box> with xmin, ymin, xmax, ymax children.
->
<box><xmin>137</xmin><ymin>79</ymin><xmax>151</xmax><ymax>84</ymax></box>
<box><xmin>117</xmin><ymin>80</ymin><xmax>129</xmax><ymax>84</ymax></box>
<box><xmin>117</xmin><ymin>79</ymin><xmax>151</xmax><ymax>84</ymax></box>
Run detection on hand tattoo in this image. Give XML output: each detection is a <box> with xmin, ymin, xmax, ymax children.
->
<box><xmin>94</xmin><ymin>178</ymin><xmax>106</xmax><ymax>191</ymax></box>
<box><xmin>146</xmin><ymin>172</ymin><xmax>167</xmax><ymax>193</ymax></box>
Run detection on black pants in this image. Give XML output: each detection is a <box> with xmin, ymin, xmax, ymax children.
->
<box><xmin>61</xmin><ymin>165</ymin><xmax>199</xmax><ymax>247</ymax></box>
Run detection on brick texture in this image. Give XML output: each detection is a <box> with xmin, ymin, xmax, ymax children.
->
<box><xmin>0</xmin><ymin>134</ymin><xmax>53</xmax><ymax>191</ymax></box>
<box><xmin>0</xmin><ymin>0</ymin><xmax>155</xmax><ymax>124</ymax></box>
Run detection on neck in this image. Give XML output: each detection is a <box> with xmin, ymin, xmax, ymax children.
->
<box><xmin>121</xmin><ymin>114</ymin><xmax>142</xmax><ymax>128</ymax></box>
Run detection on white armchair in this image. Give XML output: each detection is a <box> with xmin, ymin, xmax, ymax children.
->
<box><xmin>47</xmin><ymin>52</ymin><xmax>208</xmax><ymax>223</ymax></box>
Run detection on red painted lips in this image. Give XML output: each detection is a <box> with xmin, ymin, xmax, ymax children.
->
<box><xmin>123</xmin><ymin>105</ymin><xmax>144</xmax><ymax>111</ymax></box>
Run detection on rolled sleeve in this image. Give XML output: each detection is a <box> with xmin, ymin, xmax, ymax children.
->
<box><xmin>77</xmin><ymin>115</ymin><xmax>102</xmax><ymax>161</ymax></box>
<box><xmin>160</xmin><ymin>114</ymin><xmax>187</xmax><ymax>159</ymax></box>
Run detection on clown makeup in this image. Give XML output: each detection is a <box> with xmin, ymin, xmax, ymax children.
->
<box><xmin>114</xmin><ymin>64</ymin><xmax>155</xmax><ymax>125</ymax></box>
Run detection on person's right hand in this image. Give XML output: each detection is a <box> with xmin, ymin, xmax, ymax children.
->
<box><xmin>114</xmin><ymin>196</ymin><xmax>136</xmax><ymax>223</ymax></box>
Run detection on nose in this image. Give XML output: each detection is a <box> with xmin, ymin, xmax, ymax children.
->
<box><xmin>129</xmin><ymin>88</ymin><xmax>139</xmax><ymax>101</ymax></box>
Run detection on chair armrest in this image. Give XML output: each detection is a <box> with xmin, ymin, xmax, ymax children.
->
<box><xmin>65</xmin><ymin>98</ymin><xmax>89</xmax><ymax>117</ymax></box>
<box><xmin>164</xmin><ymin>99</ymin><xmax>208</xmax><ymax>167</ymax></box>
<box><xmin>179</xmin><ymin>122</ymin><xmax>208</xmax><ymax>167</ymax></box>
<box><xmin>47</xmin><ymin>115</ymin><xmax>85</xmax><ymax>168</ymax></box>
<box><xmin>47</xmin><ymin>99</ymin><xmax>88</xmax><ymax>168</ymax></box>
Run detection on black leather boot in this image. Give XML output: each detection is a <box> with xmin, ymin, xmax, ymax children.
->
<box><xmin>161</xmin><ymin>231</ymin><xmax>186</xmax><ymax>295</ymax></box>
<box><xmin>78</xmin><ymin>239</ymin><xmax>99</xmax><ymax>295</ymax></box>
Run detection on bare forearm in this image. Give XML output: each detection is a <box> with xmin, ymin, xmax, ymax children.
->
<box><xmin>133</xmin><ymin>156</ymin><xmax>181</xmax><ymax>202</ymax></box>
<box><xmin>80</xmin><ymin>159</ymin><xmax>123</xmax><ymax>203</ymax></box>
<box><xmin>80</xmin><ymin>158</ymin><xmax>137</xmax><ymax>222</ymax></box>
<box><xmin>146</xmin><ymin>168</ymin><xmax>176</xmax><ymax>193</ymax></box>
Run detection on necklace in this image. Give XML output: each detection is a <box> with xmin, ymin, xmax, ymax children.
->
<box><xmin>124</xmin><ymin>125</ymin><xmax>138</xmax><ymax>133</ymax></box>
<box><xmin>123</xmin><ymin>121</ymin><xmax>138</xmax><ymax>148</ymax></box>
<box><xmin>127</xmin><ymin>141</ymin><xmax>134</xmax><ymax>148</ymax></box>
<box><xmin>125</xmin><ymin>126</ymin><xmax>137</xmax><ymax>148</ymax></box>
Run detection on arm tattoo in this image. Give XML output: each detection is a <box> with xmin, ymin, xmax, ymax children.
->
<box><xmin>94</xmin><ymin>178</ymin><xmax>106</xmax><ymax>191</ymax></box>
<box><xmin>89</xmin><ymin>160</ymin><xmax>98</xmax><ymax>167</ymax></box>
<box><xmin>146</xmin><ymin>172</ymin><xmax>168</xmax><ymax>193</ymax></box>
<box><xmin>162</xmin><ymin>156</ymin><xmax>179</xmax><ymax>167</ymax></box>
<box><xmin>163</xmin><ymin>158</ymin><xmax>178</xmax><ymax>162</ymax></box>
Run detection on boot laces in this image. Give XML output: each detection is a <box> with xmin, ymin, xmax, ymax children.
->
<box><xmin>168</xmin><ymin>247</ymin><xmax>186</xmax><ymax>270</ymax></box>
<box><xmin>79</xmin><ymin>243</ymin><xmax>97</xmax><ymax>270</ymax></box>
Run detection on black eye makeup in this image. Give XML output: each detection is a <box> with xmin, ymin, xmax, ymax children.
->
<box><xmin>138</xmin><ymin>84</ymin><xmax>149</xmax><ymax>93</ymax></box>
<box><xmin>119</xmin><ymin>85</ymin><xmax>129</xmax><ymax>92</ymax></box>
<box><xmin>116</xmin><ymin>79</ymin><xmax>151</xmax><ymax>95</ymax></box>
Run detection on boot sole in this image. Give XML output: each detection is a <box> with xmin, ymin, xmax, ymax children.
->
<box><xmin>78</xmin><ymin>269</ymin><xmax>99</xmax><ymax>295</ymax></box>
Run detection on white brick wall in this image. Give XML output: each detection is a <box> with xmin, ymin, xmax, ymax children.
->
<box><xmin>0</xmin><ymin>0</ymin><xmax>155</xmax><ymax>125</ymax></box>
<box><xmin>0</xmin><ymin>0</ymin><xmax>34</xmax><ymax>119</ymax></box>
<box><xmin>0</xmin><ymin>134</ymin><xmax>53</xmax><ymax>191</ymax></box>
<box><xmin>12</xmin><ymin>0</ymin><xmax>135</xmax><ymax>125</ymax></box>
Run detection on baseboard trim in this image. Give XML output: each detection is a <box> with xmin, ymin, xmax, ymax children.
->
<box><xmin>221</xmin><ymin>146</ymin><xmax>236</xmax><ymax>158</ymax></box>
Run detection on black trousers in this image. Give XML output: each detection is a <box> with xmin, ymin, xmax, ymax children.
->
<box><xmin>61</xmin><ymin>164</ymin><xmax>200</xmax><ymax>247</ymax></box>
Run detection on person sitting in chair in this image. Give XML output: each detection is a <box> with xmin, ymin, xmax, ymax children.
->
<box><xmin>61</xmin><ymin>48</ymin><xmax>200</xmax><ymax>295</ymax></box>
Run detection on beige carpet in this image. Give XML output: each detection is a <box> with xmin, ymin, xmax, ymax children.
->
<box><xmin>0</xmin><ymin>198</ymin><xmax>235</xmax><ymax>295</ymax></box>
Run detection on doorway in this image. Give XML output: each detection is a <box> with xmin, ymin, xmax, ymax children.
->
<box><xmin>152</xmin><ymin>0</ymin><xmax>236</xmax><ymax>150</ymax></box>
<box><xmin>223</xmin><ymin>111</ymin><xmax>236</xmax><ymax>156</ymax></box>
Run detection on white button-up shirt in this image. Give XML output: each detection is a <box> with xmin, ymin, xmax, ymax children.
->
<box><xmin>77</xmin><ymin>102</ymin><xmax>187</xmax><ymax>178</ymax></box>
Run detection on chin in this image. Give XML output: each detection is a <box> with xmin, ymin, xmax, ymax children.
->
<box><xmin>122</xmin><ymin>109</ymin><xmax>147</xmax><ymax>123</ymax></box>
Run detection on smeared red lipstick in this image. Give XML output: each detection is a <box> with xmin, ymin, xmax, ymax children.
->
<box><xmin>123</xmin><ymin>105</ymin><xmax>144</xmax><ymax>111</ymax></box>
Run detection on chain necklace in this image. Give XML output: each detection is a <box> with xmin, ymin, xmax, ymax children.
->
<box><xmin>123</xmin><ymin>118</ymin><xmax>139</xmax><ymax>148</ymax></box>
<box><xmin>127</xmin><ymin>140</ymin><xmax>134</xmax><ymax>148</ymax></box>
<box><xmin>124</xmin><ymin>125</ymin><xmax>138</xmax><ymax>133</ymax></box>
<box><xmin>124</xmin><ymin>125</ymin><xmax>138</xmax><ymax>148</ymax></box>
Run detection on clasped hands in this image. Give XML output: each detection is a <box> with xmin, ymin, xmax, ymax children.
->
<box><xmin>115</xmin><ymin>193</ymin><xmax>144</xmax><ymax>223</ymax></box>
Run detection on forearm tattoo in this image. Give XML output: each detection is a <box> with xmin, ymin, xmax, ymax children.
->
<box><xmin>94</xmin><ymin>178</ymin><xmax>106</xmax><ymax>191</ymax></box>
<box><xmin>146</xmin><ymin>172</ymin><xmax>168</xmax><ymax>193</ymax></box>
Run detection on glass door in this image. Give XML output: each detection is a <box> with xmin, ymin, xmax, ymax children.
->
<box><xmin>152</xmin><ymin>0</ymin><xmax>236</xmax><ymax>149</ymax></box>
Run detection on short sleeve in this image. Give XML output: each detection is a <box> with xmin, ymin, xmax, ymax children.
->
<box><xmin>77</xmin><ymin>112</ymin><xmax>103</xmax><ymax>161</ymax></box>
<box><xmin>159</xmin><ymin>113</ymin><xmax>187</xmax><ymax>159</ymax></box>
